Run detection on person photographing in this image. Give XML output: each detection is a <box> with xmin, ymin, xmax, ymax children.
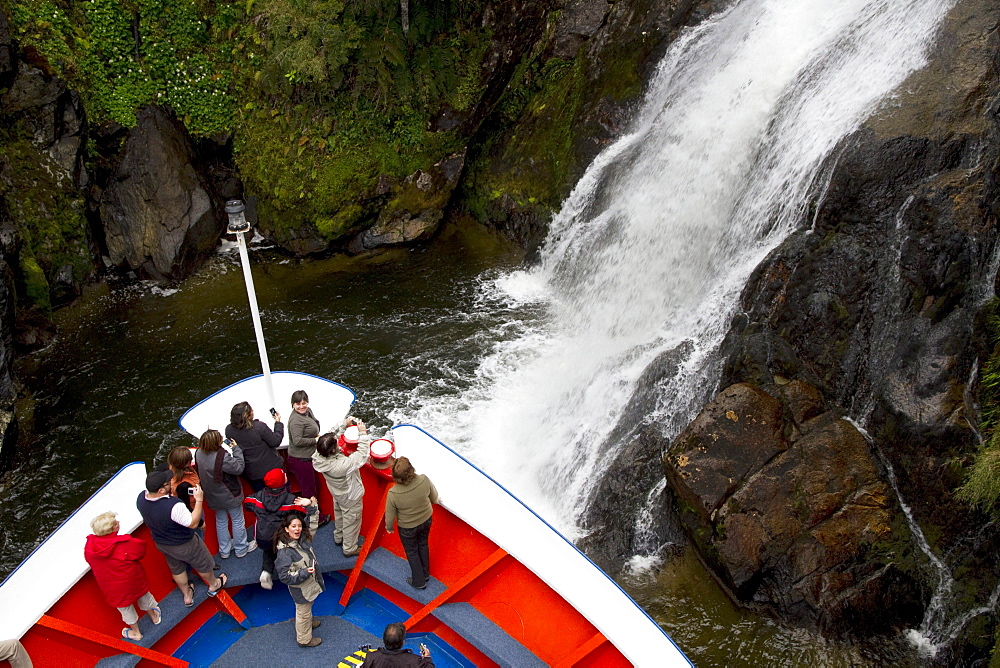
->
<box><xmin>360</xmin><ymin>622</ymin><xmax>434</xmax><ymax>666</ymax></box>
<box><xmin>312</xmin><ymin>416</ymin><xmax>370</xmax><ymax>557</ymax></box>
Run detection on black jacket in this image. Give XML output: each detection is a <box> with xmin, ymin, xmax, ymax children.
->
<box><xmin>225</xmin><ymin>419</ymin><xmax>284</xmax><ymax>482</ymax></box>
<box><xmin>360</xmin><ymin>647</ymin><xmax>434</xmax><ymax>667</ymax></box>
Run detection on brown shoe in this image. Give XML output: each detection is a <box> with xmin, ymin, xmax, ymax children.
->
<box><xmin>342</xmin><ymin>547</ymin><xmax>360</xmax><ymax>557</ymax></box>
<box><xmin>298</xmin><ymin>637</ymin><xmax>322</xmax><ymax>648</ymax></box>
<box><xmin>312</xmin><ymin>619</ymin><xmax>321</xmax><ymax>629</ymax></box>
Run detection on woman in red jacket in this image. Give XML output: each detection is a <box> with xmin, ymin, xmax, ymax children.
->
<box><xmin>84</xmin><ymin>511</ymin><xmax>161</xmax><ymax>640</ymax></box>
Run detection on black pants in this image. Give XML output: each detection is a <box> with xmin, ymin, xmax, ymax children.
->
<box><xmin>399</xmin><ymin>518</ymin><xmax>432</xmax><ymax>587</ymax></box>
<box><xmin>257</xmin><ymin>536</ymin><xmax>276</xmax><ymax>574</ymax></box>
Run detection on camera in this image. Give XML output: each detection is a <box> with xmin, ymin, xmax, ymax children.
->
<box><xmin>269</xmin><ymin>407</ymin><xmax>277</xmax><ymax>418</ymax></box>
<box><xmin>223</xmin><ymin>438</ymin><xmax>232</xmax><ymax>446</ymax></box>
<box><xmin>187</xmin><ymin>487</ymin><xmax>196</xmax><ymax>495</ymax></box>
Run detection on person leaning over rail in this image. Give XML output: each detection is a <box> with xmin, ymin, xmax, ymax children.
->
<box><xmin>196</xmin><ymin>429</ymin><xmax>255</xmax><ymax>559</ymax></box>
<box><xmin>275</xmin><ymin>514</ymin><xmax>325</xmax><ymax>648</ymax></box>
<box><xmin>312</xmin><ymin>416</ymin><xmax>370</xmax><ymax>557</ymax></box>
<box><xmin>360</xmin><ymin>622</ymin><xmax>434</xmax><ymax>667</ymax></box>
<box><xmin>226</xmin><ymin>401</ymin><xmax>284</xmax><ymax>492</ymax></box>
<box><xmin>136</xmin><ymin>470</ymin><xmax>226</xmax><ymax>607</ymax></box>
<box><xmin>385</xmin><ymin>457</ymin><xmax>440</xmax><ymax>590</ymax></box>
<box><xmin>84</xmin><ymin>511</ymin><xmax>161</xmax><ymax>641</ymax></box>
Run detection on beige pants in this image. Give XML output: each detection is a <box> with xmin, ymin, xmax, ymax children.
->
<box><xmin>294</xmin><ymin>600</ymin><xmax>314</xmax><ymax>644</ymax></box>
<box><xmin>116</xmin><ymin>591</ymin><xmax>158</xmax><ymax>625</ymax></box>
<box><xmin>0</xmin><ymin>639</ymin><xmax>32</xmax><ymax>668</ymax></box>
<box><xmin>333</xmin><ymin>496</ymin><xmax>363</xmax><ymax>552</ymax></box>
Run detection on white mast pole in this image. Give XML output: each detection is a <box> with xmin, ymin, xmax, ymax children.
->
<box><xmin>226</xmin><ymin>200</ymin><xmax>276</xmax><ymax>411</ymax></box>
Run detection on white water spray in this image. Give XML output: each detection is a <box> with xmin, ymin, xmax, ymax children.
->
<box><xmin>404</xmin><ymin>0</ymin><xmax>956</xmax><ymax>535</ymax></box>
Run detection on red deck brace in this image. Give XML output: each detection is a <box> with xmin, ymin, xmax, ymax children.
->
<box><xmin>339</xmin><ymin>484</ymin><xmax>393</xmax><ymax>607</ymax></box>
<box><xmin>552</xmin><ymin>631</ymin><xmax>611</xmax><ymax>667</ymax></box>
<box><xmin>404</xmin><ymin>547</ymin><xmax>508</xmax><ymax>628</ymax></box>
<box><xmin>212</xmin><ymin>587</ymin><xmax>248</xmax><ymax>628</ymax></box>
<box><xmin>36</xmin><ymin>614</ymin><xmax>188</xmax><ymax>667</ymax></box>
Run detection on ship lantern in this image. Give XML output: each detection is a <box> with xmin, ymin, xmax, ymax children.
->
<box><xmin>225</xmin><ymin>199</ymin><xmax>251</xmax><ymax>235</ymax></box>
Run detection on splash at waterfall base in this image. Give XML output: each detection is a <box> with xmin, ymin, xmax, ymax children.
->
<box><xmin>578</xmin><ymin>0</ymin><xmax>1000</xmax><ymax>661</ymax></box>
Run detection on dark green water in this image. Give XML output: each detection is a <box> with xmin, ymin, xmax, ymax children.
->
<box><xmin>0</xmin><ymin>220</ymin><xmax>908</xmax><ymax>665</ymax></box>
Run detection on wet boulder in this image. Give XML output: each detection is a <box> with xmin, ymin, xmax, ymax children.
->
<box><xmin>664</xmin><ymin>382</ymin><xmax>922</xmax><ymax>633</ymax></box>
<box><xmin>664</xmin><ymin>383</ymin><xmax>787</xmax><ymax>523</ymax></box>
<box><xmin>99</xmin><ymin>106</ymin><xmax>221</xmax><ymax>281</ymax></box>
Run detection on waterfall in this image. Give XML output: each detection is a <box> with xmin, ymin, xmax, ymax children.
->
<box><xmin>405</xmin><ymin>0</ymin><xmax>956</xmax><ymax>535</ymax></box>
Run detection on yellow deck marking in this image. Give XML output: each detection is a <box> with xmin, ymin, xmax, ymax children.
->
<box><xmin>338</xmin><ymin>648</ymin><xmax>369</xmax><ymax>667</ymax></box>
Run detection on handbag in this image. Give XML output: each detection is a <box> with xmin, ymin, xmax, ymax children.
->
<box><xmin>214</xmin><ymin>450</ymin><xmax>243</xmax><ymax>499</ymax></box>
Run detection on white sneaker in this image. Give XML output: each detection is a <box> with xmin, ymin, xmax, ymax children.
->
<box><xmin>260</xmin><ymin>570</ymin><xmax>273</xmax><ymax>590</ymax></box>
<box><xmin>236</xmin><ymin>540</ymin><xmax>257</xmax><ymax>557</ymax></box>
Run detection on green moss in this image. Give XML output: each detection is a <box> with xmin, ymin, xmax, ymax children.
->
<box><xmin>234</xmin><ymin>106</ymin><xmax>461</xmax><ymax>235</ymax></box>
<box><xmin>18</xmin><ymin>250</ymin><xmax>51</xmax><ymax>313</ymax></box>
<box><xmin>590</xmin><ymin>37</ymin><xmax>645</xmax><ymax>102</ymax></box>
<box><xmin>460</xmin><ymin>16</ymin><xmax>655</xmax><ymax>225</ymax></box>
<box><xmin>315</xmin><ymin>204</ymin><xmax>364</xmax><ymax>241</ymax></box>
<box><xmin>0</xmin><ymin>122</ymin><xmax>92</xmax><ymax>309</ymax></box>
<box><xmin>461</xmin><ymin>55</ymin><xmax>585</xmax><ymax>222</ymax></box>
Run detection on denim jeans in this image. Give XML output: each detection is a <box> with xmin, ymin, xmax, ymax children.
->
<box><xmin>215</xmin><ymin>505</ymin><xmax>250</xmax><ymax>557</ymax></box>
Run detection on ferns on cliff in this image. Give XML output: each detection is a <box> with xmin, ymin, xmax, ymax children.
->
<box><xmin>958</xmin><ymin>298</ymin><xmax>1000</xmax><ymax>512</ymax></box>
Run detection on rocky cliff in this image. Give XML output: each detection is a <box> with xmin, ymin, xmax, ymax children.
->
<box><xmin>583</xmin><ymin>0</ymin><xmax>1000</xmax><ymax>658</ymax></box>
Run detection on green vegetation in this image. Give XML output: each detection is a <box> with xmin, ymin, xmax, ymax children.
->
<box><xmin>459</xmin><ymin>25</ymin><xmax>648</xmax><ymax>224</ymax></box>
<box><xmin>10</xmin><ymin>0</ymin><xmax>235</xmax><ymax>134</ymax></box>
<box><xmin>8</xmin><ymin>0</ymin><xmax>491</xmax><ymax>235</ymax></box>
<box><xmin>958</xmin><ymin>298</ymin><xmax>1000</xmax><ymax>511</ymax></box>
<box><xmin>461</xmin><ymin>54</ymin><xmax>585</xmax><ymax>222</ymax></box>
<box><xmin>0</xmin><ymin>123</ymin><xmax>91</xmax><ymax>312</ymax></box>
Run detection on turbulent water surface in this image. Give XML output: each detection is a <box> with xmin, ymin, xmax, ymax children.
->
<box><xmin>1</xmin><ymin>0</ymin><xmax>960</xmax><ymax>663</ymax></box>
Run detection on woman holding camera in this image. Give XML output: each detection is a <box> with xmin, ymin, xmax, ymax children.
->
<box><xmin>275</xmin><ymin>514</ymin><xmax>325</xmax><ymax>648</ymax></box>
<box><xmin>312</xmin><ymin>417</ymin><xmax>370</xmax><ymax>557</ymax></box>
<box><xmin>166</xmin><ymin>445</ymin><xmax>201</xmax><ymax>512</ymax></box>
<box><xmin>226</xmin><ymin>401</ymin><xmax>284</xmax><ymax>492</ymax></box>
<box><xmin>196</xmin><ymin>429</ymin><xmax>255</xmax><ymax>559</ymax></box>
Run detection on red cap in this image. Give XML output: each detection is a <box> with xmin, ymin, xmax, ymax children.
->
<box><xmin>263</xmin><ymin>468</ymin><xmax>286</xmax><ymax>488</ymax></box>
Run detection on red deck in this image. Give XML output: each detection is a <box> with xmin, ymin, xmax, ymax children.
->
<box><xmin>10</xmin><ymin>462</ymin><xmax>633</xmax><ymax>667</ymax></box>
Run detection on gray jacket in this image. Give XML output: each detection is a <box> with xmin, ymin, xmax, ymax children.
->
<box><xmin>275</xmin><ymin>537</ymin><xmax>325</xmax><ymax>603</ymax></box>
<box><xmin>287</xmin><ymin>408</ymin><xmax>320</xmax><ymax>459</ymax></box>
<box><xmin>195</xmin><ymin>445</ymin><xmax>245</xmax><ymax>510</ymax></box>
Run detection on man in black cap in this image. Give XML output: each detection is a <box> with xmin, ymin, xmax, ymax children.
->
<box><xmin>137</xmin><ymin>469</ymin><xmax>226</xmax><ymax>607</ymax></box>
<box><xmin>360</xmin><ymin>622</ymin><xmax>434</xmax><ymax>666</ymax></box>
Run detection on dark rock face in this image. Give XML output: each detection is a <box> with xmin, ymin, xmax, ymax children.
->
<box><xmin>666</xmin><ymin>384</ymin><xmax>787</xmax><ymax>517</ymax></box>
<box><xmin>99</xmin><ymin>107</ymin><xmax>222</xmax><ymax>280</ymax></box>
<box><xmin>461</xmin><ymin>0</ymin><xmax>726</xmax><ymax>250</ymax></box>
<box><xmin>0</xmin><ymin>258</ymin><xmax>18</xmax><ymax>472</ymax></box>
<box><xmin>664</xmin><ymin>382</ymin><xmax>921</xmax><ymax>633</ymax></box>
